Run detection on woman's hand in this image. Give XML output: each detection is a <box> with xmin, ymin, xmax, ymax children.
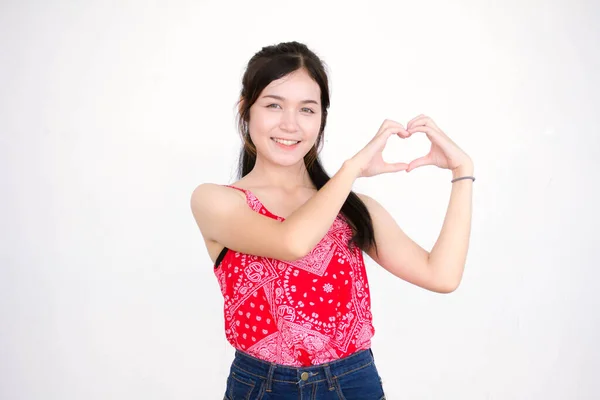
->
<box><xmin>405</xmin><ymin>115</ymin><xmax>473</xmax><ymax>173</ymax></box>
<box><xmin>350</xmin><ymin>119</ymin><xmax>411</xmax><ymax>178</ymax></box>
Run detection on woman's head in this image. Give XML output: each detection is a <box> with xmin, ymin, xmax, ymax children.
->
<box><xmin>237</xmin><ymin>41</ymin><xmax>330</xmax><ymax>174</ymax></box>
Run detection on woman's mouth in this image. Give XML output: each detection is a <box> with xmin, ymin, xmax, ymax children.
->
<box><xmin>271</xmin><ymin>137</ymin><xmax>301</xmax><ymax>148</ymax></box>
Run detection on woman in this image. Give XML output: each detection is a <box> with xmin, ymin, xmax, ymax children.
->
<box><xmin>191</xmin><ymin>41</ymin><xmax>474</xmax><ymax>400</ymax></box>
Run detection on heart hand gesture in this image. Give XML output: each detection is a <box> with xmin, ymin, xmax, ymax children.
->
<box><xmin>349</xmin><ymin>116</ymin><xmax>473</xmax><ymax>179</ymax></box>
<box><xmin>405</xmin><ymin>114</ymin><xmax>472</xmax><ymax>173</ymax></box>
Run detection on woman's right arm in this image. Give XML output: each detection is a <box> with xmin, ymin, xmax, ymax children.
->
<box><xmin>190</xmin><ymin>120</ymin><xmax>410</xmax><ymax>261</ymax></box>
<box><xmin>190</xmin><ymin>160</ymin><xmax>360</xmax><ymax>262</ymax></box>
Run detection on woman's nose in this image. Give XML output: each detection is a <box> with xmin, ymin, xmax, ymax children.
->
<box><xmin>279</xmin><ymin>110</ymin><xmax>298</xmax><ymax>132</ymax></box>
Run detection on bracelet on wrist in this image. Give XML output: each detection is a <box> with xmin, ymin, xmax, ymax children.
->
<box><xmin>451</xmin><ymin>175</ymin><xmax>475</xmax><ymax>183</ymax></box>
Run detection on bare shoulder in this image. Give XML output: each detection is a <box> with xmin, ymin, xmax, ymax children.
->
<box><xmin>189</xmin><ymin>182</ymin><xmax>298</xmax><ymax>261</ymax></box>
<box><xmin>355</xmin><ymin>192</ymin><xmax>390</xmax><ymax>227</ymax></box>
<box><xmin>190</xmin><ymin>183</ymin><xmax>246</xmax><ymax>217</ymax></box>
<box><xmin>355</xmin><ymin>191</ymin><xmax>393</xmax><ymax>229</ymax></box>
<box><xmin>356</xmin><ymin>192</ymin><xmax>376</xmax><ymax>208</ymax></box>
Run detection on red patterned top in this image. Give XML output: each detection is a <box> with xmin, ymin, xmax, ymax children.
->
<box><xmin>213</xmin><ymin>185</ymin><xmax>375</xmax><ymax>366</ymax></box>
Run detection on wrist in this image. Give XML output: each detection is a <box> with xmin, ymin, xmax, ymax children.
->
<box><xmin>451</xmin><ymin>161</ymin><xmax>474</xmax><ymax>179</ymax></box>
<box><xmin>342</xmin><ymin>158</ymin><xmax>363</xmax><ymax>180</ymax></box>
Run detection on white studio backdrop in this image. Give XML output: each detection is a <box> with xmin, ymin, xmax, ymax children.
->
<box><xmin>1</xmin><ymin>0</ymin><xmax>599</xmax><ymax>399</ymax></box>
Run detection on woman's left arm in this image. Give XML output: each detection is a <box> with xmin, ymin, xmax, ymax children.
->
<box><xmin>359</xmin><ymin>115</ymin><xmax>474</xmax><ymax>294</ymax></box>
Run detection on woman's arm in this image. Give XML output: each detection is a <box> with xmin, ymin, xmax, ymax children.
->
<box><xmin>360</xmin><ymin>114</ymin><xmax>475</xmax><ymax>293</ymax></box>
<box><xmin>191</xmin><ymin>160</ymin><xmax>360</xmax><ymax>262</ymax></box>
<box><xmin>359</xmin><ymin>162</ymin><xmax>473</xmax><ymax>293</ymax></box>
<box><xmin>428</xmin><ymin>163</ymin><xmax>474</xmax><ymax>290</ymax></box>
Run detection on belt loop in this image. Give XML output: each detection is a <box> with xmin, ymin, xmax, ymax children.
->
<box><xmin>323</xmin><ymin>365</ymin><xmax>335</xmax><ymax>391</ymax></box>
<box><xmin>265</xmin><ymin>363</ymin><xmax>276</xmax><ymax>392</ymax></box>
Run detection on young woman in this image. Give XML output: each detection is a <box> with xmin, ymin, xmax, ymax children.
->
<box><xmin>191</xmin><ymin>41</ymin><xmax>474</xmax><ymax>400</ymax></box>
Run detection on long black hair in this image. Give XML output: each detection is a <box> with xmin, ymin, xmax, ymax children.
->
<box><xmin>236</xmin><ymin>41</ymin><xmax>377</xmax><ymax>255</ymax></box>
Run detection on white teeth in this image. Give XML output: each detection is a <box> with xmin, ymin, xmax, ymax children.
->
<box><xmin>272</xmin><ymin>138</ymin><xmax>300</xmax><ymax>146</ymax></box>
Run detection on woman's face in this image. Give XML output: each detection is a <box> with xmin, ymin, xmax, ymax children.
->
<box><xmin>247</xmin><ymin>68</ymin><xmax>322</xmax><ymax>168</ymax></box>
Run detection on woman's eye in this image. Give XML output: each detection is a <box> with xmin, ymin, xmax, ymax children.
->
<box><xmin>266</xmin><ymin>104</ymin><xmax>314</xmax><ymax>114</ymax></box>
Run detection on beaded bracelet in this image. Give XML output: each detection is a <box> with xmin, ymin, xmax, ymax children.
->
<box><xmin>451</xmin><ymin>176</ymin><xmax>475</xmax><ymax>183</ymax></box>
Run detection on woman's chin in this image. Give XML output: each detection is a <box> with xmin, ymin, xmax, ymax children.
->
<box><xmin>263</xmin><ymin>154</ymin><xmax>308</xmax><ymax>168</ymax></box>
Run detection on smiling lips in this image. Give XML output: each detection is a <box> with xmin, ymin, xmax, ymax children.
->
<box><xmin>271</xmin><ymin>137</ymin><xmax>301</xmax><ymax>147</ymax></box>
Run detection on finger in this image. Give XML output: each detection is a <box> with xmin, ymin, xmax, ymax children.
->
<box><xmin>406</xmin><ymin>114</ymin><xmax>426</xmax><ymax>129</ymax></box>
<box><xmin>382</xmin><ymin>162</ymin><xmax>409</xmax><ymax>174</ymax></box>
<box><xmin>407</xmin><ymin>125</ymin><xmax>446</xmax><ymax>143</ymax></box>
<box><xmin>378</xmin><ymin>119</ymin><xmax>406</xmax><ymax>136</ymax></box>
<box><xmin>407</xmin><ymin>155</ymin><xmax>433</xmax><ymax>172</ymax></box>
<box><xmin>407</xmin><ymin>117</ymin><xmax>444</xmax><ymax>135</ymax></box>
<box><xmin>408</xmin><ymin>116</ymin><xmax>430</xmax><ymax>130</ymax></box>
<box><xmin>396</xmin><ymin>129</ymin><xmax>411</xmax><ymax>138</ymax></box>
<box><xmin>407</xmin><ymin>124</ymin><xmax>441</xmax><ymax>140</ymax></box>
<box><xmin>381</xmin><ymin>123</ymin><xmax>407</xmax><ymax>137</ymax></box>
<box><xmin>408</xmin><ymin>116</ymin><xmax>441</xmax><ymax>131</ymax></box>
<box><xmin>380</xmin><ymin>125</ymin><xmax>410</xmax><ymax>139</ymax></box>
<box><xmin>364</xmin><ymin>125</ymin><xmax>409</xmax><ymax>154</ymax></box>
<box><xmin>408</xmin><ymin>124</ymin><xmax>459</xmax><ymax>157</ymax></box>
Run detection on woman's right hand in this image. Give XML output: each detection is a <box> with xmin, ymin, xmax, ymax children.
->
<box><xmin>349</xmin><ymin>119</ymin><xmax>411</xmax><ymax>178</ymax></box>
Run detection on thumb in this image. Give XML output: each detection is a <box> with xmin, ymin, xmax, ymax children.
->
<box><xmin>382</xmin><ymin>162</ymin><xmax>409</xmax><ymax>174</ymax></box>
<box><xmin>407</xmin><ymin>155</ymin><xmax>432</xmax><ymax>172</ymax></box>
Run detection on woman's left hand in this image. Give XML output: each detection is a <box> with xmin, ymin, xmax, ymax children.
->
<box><xmin>405</xmin><ymin>114</ymin><xmax>473</xmax><ymax>173</ymax></box>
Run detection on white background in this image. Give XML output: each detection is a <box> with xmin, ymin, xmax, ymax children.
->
<box><xmin>1</xmin><ymin>0</ymin><xmax>599</xmax><ymax>399</ymax></box>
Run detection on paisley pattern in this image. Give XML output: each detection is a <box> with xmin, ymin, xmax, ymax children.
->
<box><xmin>214</xmin><ymin>185</ymin><xmax>375</xmax><ymax>366</ymax></box>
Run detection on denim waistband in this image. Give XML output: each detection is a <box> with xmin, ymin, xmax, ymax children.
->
<box><xmin>231</xmin><ymin>348</ymin><xmax>375</xmax><ymax>390</ymax></box>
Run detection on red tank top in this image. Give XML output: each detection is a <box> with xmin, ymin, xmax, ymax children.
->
<box><xmin>213</xmin><ymin>185</ymin><xmax>375</xmax><ymax>366</ymax></box>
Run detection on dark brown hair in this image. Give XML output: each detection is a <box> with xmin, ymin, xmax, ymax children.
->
<box><xmin>236</xmin><ymin>41</ymin><xmax>377</xmax><ymax>254</ymax></box>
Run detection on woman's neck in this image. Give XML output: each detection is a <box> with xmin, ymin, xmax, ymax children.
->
<box><xmin>243</xmin><ymin>157</ymin><xmax>315</xmax><ymax>191</ymax></box>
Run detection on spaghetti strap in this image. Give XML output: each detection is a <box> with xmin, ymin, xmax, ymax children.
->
<box><xmin>221</xmin><ymin>184</ymin><xmax>283</xmax><ymax>221</ymax></box>
<box><xmin>223</xmin><ymin>184</ymin><xmax>247</xmax><ymax>193</ymax></box>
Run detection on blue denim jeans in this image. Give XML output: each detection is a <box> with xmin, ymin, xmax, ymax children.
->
<box><xmin>223</xmin><ymin>348</ymin><xmax>386</xmax><ymax>400</ymax></box>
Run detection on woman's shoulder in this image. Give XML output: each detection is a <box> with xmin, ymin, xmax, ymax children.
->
<box><xmin>190</xmin><ymin>182</ymin><xmax>247</xmax><ymax>211</ymax></box>
<box><xmin>355</xmin><ymin>192</ymin><xmax>374</xmax><ymax>207</ymax></box>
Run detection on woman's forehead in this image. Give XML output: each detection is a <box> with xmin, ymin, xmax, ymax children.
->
<box><xmin>262</xmin><ymin>70</ymin><xmax>320</xmax><ymax>100</ymax></box>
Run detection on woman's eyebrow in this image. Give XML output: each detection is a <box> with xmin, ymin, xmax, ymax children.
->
<box><xmin>261</xmin><ymin>94</ymin><xmax>319</xmax><ymax>105</ymax></box>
